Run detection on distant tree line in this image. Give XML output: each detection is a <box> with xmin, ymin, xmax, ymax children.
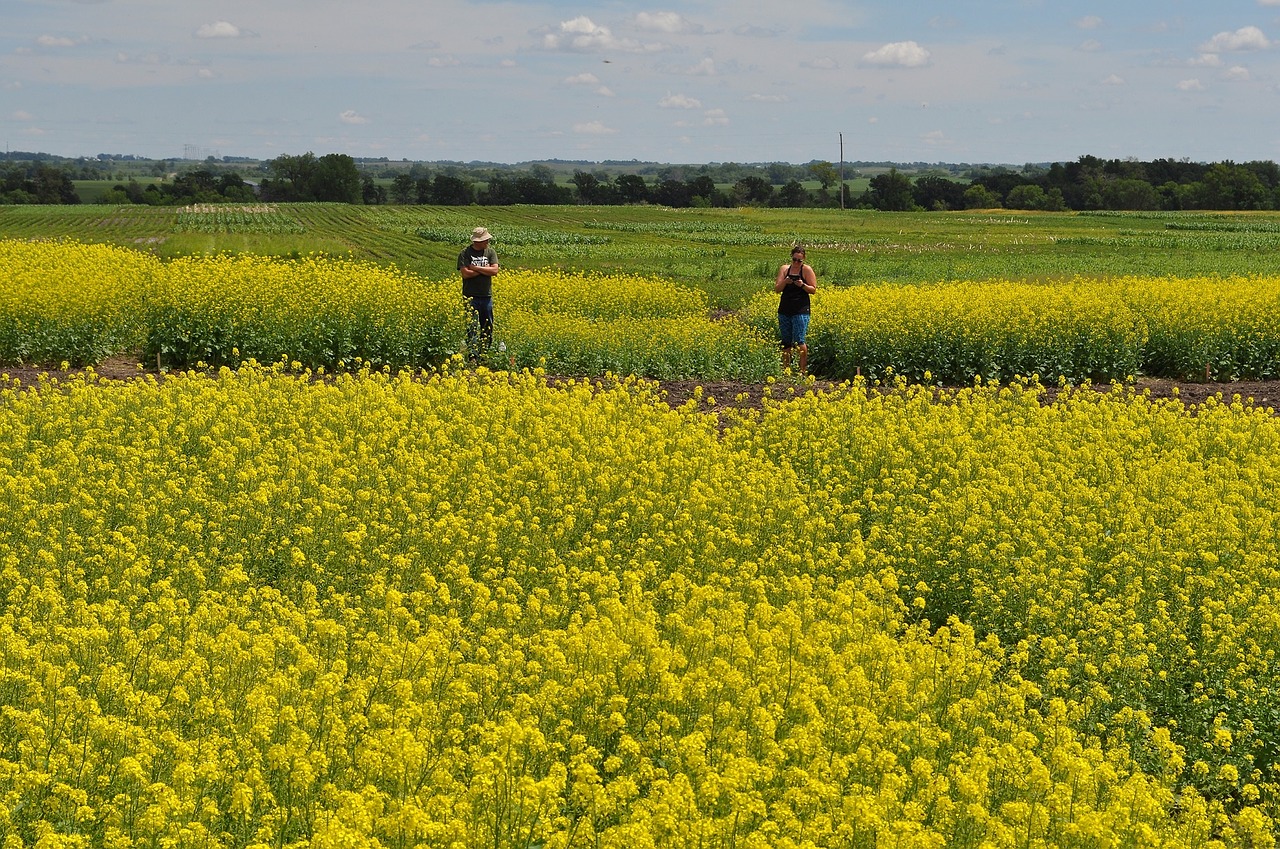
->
<box><xmin>382</xmin><ymin>156</ymin><xmax>1280</xmax><ymax>212</ymax></box>
<box><xmin>1</xmin><ymin>163</ymin><xmax>80</xmax><ymax>204</ymax></box>
<box><xmin>7</xmin><ymin>150</ymin><xmax>1280</xmax><ymax>211</ymax></box>
<box><xmin>860</xmin><ymin>157</ymin><xmax>1280</xmax><ymax>212</ymax></box>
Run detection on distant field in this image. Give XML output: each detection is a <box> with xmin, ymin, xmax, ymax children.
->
<box><xmin>73</xmin><ymin>178</ymin><xmax>166</xmax><ymax>203</ymax></box>
<box><xmin>6</xmin><ymin>203</ymin><xmax>1280</xmax><ymax>310</ymax></box>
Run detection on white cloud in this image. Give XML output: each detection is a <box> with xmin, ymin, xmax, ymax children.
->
<box><xmin>685</xmin><ymin>57</ymin><xmax>716</xmax><ymax>75</ymax></box>
<box><xmin>633</xmin><ymin>12</ymin><xmax>697</xmax><ymax>34</ymax></box>
<box><xmin>194</xmin><ymin>21</ymin><xmax>244</xmax><ymax>39</ymax></box>
<box><xmin>543</xmin><ymin>16</ymin><xmax>661</xmax><ymax>53</ymax></box>
<box><xmin>1176</xmin><ymin>78</ymin><xmax>1205</xmax><ymax>91</ymax></box>
<box><xmin>1102</xmin><ymin>74</ymin><xmax>1125</xmax><ymax>85</ymax></box>
<box><xmin>1191</xmin><ymin>53</ymin><xmax>1223</xmax><ymax>67</ymax></box>
<box><xmin>1076</xmin><ymin>16</ymin><xmax>1103</xmax><ymax>30</ymax></box>
<box><xmin>11</xmin><ymin>110</ymin><xmax>34</xmax><ymax>121</ymax></box>
<box><xmin>340</xmin><ymin>110</ymin><xmax>369</xmax><ymax>125</ymax></box>
<box><xmin>36</xmin><ymin>35</ymin><xmax>80</xmax><ymax>48</ymax></box>
<box><xmin>428</xmin><ymin>56</ymin><xmax>460</xmax><ymax>68</ymax></box>
<box><xmin>861</xmin><ymin>41</ymin><xmax>931</xmax><ymax>68</ymax></box>
<box><xmin>1078</xmin><ymin>39</ymin><xmax>1103</xmax><ymax>53</ymax></box>
<box><xmin>746</xmin><ymin>93</ymin><xmax>789</xmax><ymax>103</ymax></box>
<box><xmin>115</xmin><ymin>51</ymin><xmax>170</xmax><ymax>65</ymax></box>
<box><xmin>703</xmin><ymin>108</ymin><xmax>728</xmax><ymax>125</ymax></box>
<box><xmin>802</xmin><ymin>57</ymin><xmax>839</xmax><ymax>70</ymax></box>
<box><xmin>659</xmin><ymin>93</ymin><xmax>702</xmax><ymax>108</ymax></box>
<box><xmin>197</xmin><ymin>68</ymin><xmax>216</xmax><ymax>79</ymax></box>
<box><xmin>564</xmin><ymin>73</ymin><xmax>613</xmax><ymax>96</ymax></box>
<box><xmin>1200</xmin><ymin>26</ymin><xmax>1271</xmax><ymax>52</ymax></box>
<box><xmin>1224</xmin><ymin>65</ymin><xmax>1251</xmax><ymax>80</ymax></box>
<box><xmin>573</xmin><ymin>120</ymin><xmax>618</xmax><ymax>134</ymax></box>
<box><xmin>922</xmin><ymin>130</ymin><xmax>949</xmax><ymax>145</ymax></box>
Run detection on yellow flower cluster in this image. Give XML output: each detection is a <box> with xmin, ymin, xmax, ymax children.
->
<box><xmin>490</xmin><ymin>270</ymin><xmax>779</xmax><ymax>379</ymax></box>
<box><xmin>0</xmin><ymin>239</ymin><xmax>159</xmax><ymax>365</ymax></box>
<box><xmin>745</xmin><ymin>275</ymin><xmax>1280</xmax><ymax>383</ymax></box>
<box><xmin>494</xmin><ymin>269</ymin><xmax>707</xmax><ymax>321</ymax></box>
<box><xmin>1117</xmin><ymin>275</ymin><xmax>1280</xmax><ymax>380</ymax></box>
<box><xmin>0</xmin><ymin>366</ymin><xmax>1271</xmax><ymax>846</ymax></box>
<box><xmin>147</xmin><ymin>253</ymin><xmax>469</xmax><ymax>369</ymax></box>
<box><xmin>731</xmin><ymin>378</ymin><xmax>1280</xmax><ymax>831</ymax></box>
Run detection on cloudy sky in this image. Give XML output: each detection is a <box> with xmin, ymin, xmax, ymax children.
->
<box><xmin>4</xmin><ymin>0</ymin><xmax>1280</xmax><ymax>165</ymax></box>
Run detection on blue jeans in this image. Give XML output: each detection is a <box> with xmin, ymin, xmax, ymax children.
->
<box><xmin>778</xmin><ymin>312</ymin><xmax>810</xmax><ymax>348</ymax></box>
<box><xmin>466</xmin><ymin>295</ymin><xmax>493</xmax><ymax>351</ymax></box>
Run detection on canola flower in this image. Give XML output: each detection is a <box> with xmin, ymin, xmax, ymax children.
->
<box><xmin>1117</xmin><ymin>275</ymin><xmax>1280</xmax><ymax>380</ymax></box>
<box><xmin>745</xmin><ymin>275</ymin><xmax>1280</xmax><ymax>383</ymax></box>
<box><xmin>0</xmin><ymin>365</ymin><xmax>1275</xmax><ymax>846</ymax></box>
<box><xmin>145</xmin><ymin>253</ymin><xmax>469</xmax><ymax>370</ymax></box>
<box><xmin>0</xmin><ymin>239</ymin><xmax>159</xmax><ymax>366</ymax></box>
<box><xmin>490</xmin><ymin>270</ymin><xmax>779</xmax><ymax>380</ymax></box>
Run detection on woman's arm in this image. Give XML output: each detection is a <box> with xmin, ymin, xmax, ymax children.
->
<box><xmin>803</xmin><ymin>264</ymin><xmax>817</xmax><ymax>291</ymax></box>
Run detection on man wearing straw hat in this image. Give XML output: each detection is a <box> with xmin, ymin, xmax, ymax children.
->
<box><xmin>457</xmin><ymin>226</ymin><xmax>500</xmax><ymax>355</ymax></box>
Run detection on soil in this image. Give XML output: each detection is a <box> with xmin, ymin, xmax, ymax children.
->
<box><xmin>5</xmin><ymin>355</ymin><xmax>1279</xmax><ymax>417</ymax></box>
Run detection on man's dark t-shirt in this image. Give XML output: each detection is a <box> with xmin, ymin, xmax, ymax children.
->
<box><xmin>457</xmin><ymin>246</ymin><xmax>498</xmax><ymax>298</ymax></box>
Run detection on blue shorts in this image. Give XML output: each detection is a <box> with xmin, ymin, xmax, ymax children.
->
<box><xmin>778</xmin><ymin>312</ymin><xmax>810</xmax><ymax>348</ymax></box>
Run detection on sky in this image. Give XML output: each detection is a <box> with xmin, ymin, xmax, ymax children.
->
<box><xmin>4</xmin><ymin>0</ymin><xmax>1280</xmax><ymax>166</ymax></box>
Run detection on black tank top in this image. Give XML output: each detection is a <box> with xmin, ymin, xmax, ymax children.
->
<box><xmin>779</xmin><ymin>267</ymin><xmax>810</xmax><ymax>316</ymax></box>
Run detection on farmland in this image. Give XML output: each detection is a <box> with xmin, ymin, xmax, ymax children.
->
<box><xmin>2</xmin><ymin>205</ymin><xmax>1280</xmax><ymax>846</ymax></box>
<box><xmin>6</xmin><ymin>203</ymin><xmax>1280</xmax><ymax>312</ymax></box>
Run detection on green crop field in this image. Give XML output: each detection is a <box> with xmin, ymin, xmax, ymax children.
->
<box><xmin>6</xmin><ymin>203</ymin><xmax>1280</xmax><ymax>311</ymax></box>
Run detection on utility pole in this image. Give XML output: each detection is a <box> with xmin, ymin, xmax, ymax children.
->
<box><xmin>839</xmin><ymin>133</ymin><xmax>845</xmax><ymax>209</ymax></box>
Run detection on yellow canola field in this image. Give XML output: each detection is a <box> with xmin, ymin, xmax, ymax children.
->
<box><xmin>0</xmin><ymin>240</ymin><xmax>157</xmax><ymax>366</ymax></box>
<box><xmin>746</xmin><ymin>275</ymin><xmax>1280</xmax><ymax>383</ymax></box>
<box><xmin>147</xmin><ymin>253</ymin><xmax>468</xmax><ymax>370</ymax></box>
<box><xmin>488</xmin><ymin>270</ymin><xmax>780</xmax><ymax>379</ymax></box>
<box><xmin>0</xmin><ymin>367</ymin><xmax>1276</xmax><ymax>847</ymax></box>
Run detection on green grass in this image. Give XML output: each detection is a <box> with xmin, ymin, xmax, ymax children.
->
<box><xmin>6</xmin><ymin>204</ymin><xmax>1280</xmax><ymax>312</ymax></box>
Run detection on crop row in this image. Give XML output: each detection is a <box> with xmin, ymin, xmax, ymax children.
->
<box><xmin>745</xmin><ymin>275</ymin><xmax>1280</xmax><ymax>383</ymax></box>
<box><xmin>7</xmin><ymin>239</ymin><xmax>1280</xmax><ymax>383</ymax></box>
<box><xmin>0</xmin><ymin>240</ymin><xmax>779</xmax><ymax>380</ymax></box>
<box><xmin>1</xmin><ymin>367</ymin><xmax>1277</xmax><ymax>846</ymax></box>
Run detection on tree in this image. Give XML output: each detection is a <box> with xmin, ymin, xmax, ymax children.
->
<box><xmin>731</xmin><ymin>175</ymin><xmax>773</xmax><ymax>206</ymax></box>
<box><xmin>1199</xmin><ymin>162</ymin><xmax>1268</xmax><ymax>210</ymax></box>
<box><xmin>862</xmin><ymin>168</ymin><xmax>916</xmax><ymax>211</ymax></box>
<box><xmin>808</xmin><ymin>161</ymin><xmax>839</xmax><ymax>191</ymax></box>
<box><xmin>1005</xmin><ymin>184</ymin><xmax>1048</xmax><ymax>210</ymax></box>
<box><xmin>431</xmin><ymin>173</ymin><xmax>474</xmax><ymax>205</ymax></box>
<box><xmin>615</xmin><ymin>174</ymin><xmax>649</xmax><ymax>204</ymax></box>
<box><xmin>29</xmin><ymin>165</ymin><xmax>80</xmax><ymax>204</ymax></box>
<box><xmin>963</xmin><ymin>184</ymin><xmax>1001</xmax><ymax>209</ymax></box>
<box><xmin>390</xmin><ymin>174</ymin><xmax>417</xmax><ymax>204</ymax></box>
<box><xmin>913</xmin><ymin>175</ymin><xmax>966</xmax><ymax>211</ymax></box>
<box><xmin>652</xmin><ymin>179</ymin><xmax>693</xmax><ymax>208</ymax></box>
<box><xmin>362</xmin><ymin>176</ymin><xmax>387</xmax><ymax>205</ymax></box>
<box><xmin>262</xmin><ymin>152</ymin><xmax>360</xmax><ymax>202</ymax></box>
<box><xmin>572</xmin><ymin>170</ymin><xmax>603</xmax><ymax>204</ymax></box>
<box><xmin>1101</xmin><ymin>178</ymin><xmax>1159</xmax><ymax>211</ymax></box>
<box><xmin>775</xmin><ymin>179</ymin><xmax>809</xmax><ymax>208</ymax></box>
<box><xmin>687</xmin><ymin>175</ymin><xmax>718</xmax><ymax>206</ymax></box>
<box><xmin>312</xmin><ymin>154</ymin><xmax>362</xmax><ymax>203</ymax></box>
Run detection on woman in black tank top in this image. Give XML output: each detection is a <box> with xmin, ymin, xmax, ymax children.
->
<box><xmin>773</xmin><ymin>245</ymin><xmax>817</xmax><ymax>372</ymax></box>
